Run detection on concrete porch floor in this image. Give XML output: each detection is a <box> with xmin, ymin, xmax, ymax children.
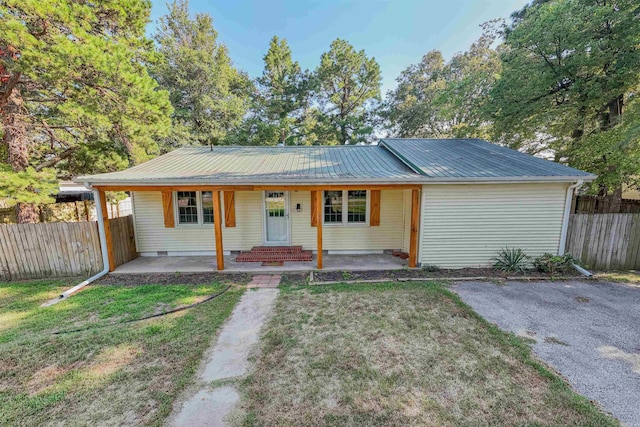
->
<box><xmin>111</xmin><ymin>254</ymin><xmax>408</xmax><ymax>274</ymax></box>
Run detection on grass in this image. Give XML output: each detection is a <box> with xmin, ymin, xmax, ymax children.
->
<box><xmin>0</xmin><ymin>278</ymin><xmax>242</xmax><ymax>426</ymax></box>
<box><xmin>596</xmin><ymin>270</ymin><xmax>640</xmax><ymax>286</ymax></box>
<box><xmin>237</xmin><ymin>281</ymin><xmax>618</xmax><ymax>426</ymax></box>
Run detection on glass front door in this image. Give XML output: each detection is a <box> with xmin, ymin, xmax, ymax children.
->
<box><xmin>264</xmin><ymin>191</ymin><xmax>289</xmax><ymax>244</ymax></box>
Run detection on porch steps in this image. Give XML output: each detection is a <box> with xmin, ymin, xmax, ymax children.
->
<box><xmin>235</xmin><ymin>246</ymin><xmax>312</xmax><ymax>263</ymax></box>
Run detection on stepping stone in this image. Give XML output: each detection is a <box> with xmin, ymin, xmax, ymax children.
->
<box><xmin>247</xmin><ymin>274</ymin><xmax>281</xmax><ymax>288</ymax></box>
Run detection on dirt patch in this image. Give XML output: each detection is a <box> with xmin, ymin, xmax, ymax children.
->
<box><xmin>27</xmin><ymin>365</ymin><xmax>72</xmax><ymax>395</ymax></box>
<box><xmin>313</xmin><ymin>267</ymin><xmax>565</xmax><ymax>283</ymax></box>
<box><xmin>95</xmin><ymin>272</ymin><xmax>252</xmax><ymax>286</ymax></box>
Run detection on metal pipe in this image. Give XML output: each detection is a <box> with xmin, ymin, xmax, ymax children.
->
<box><xmin>558</xmin><ymin>180</ymin><xmax>583</xmax><ymax>255</ymax></box>
<box><xmin>572</xmin><ymin>263</ymin><xmax>593</xmax><ymax>277</ymax></box>
<box><xmin>51</xmin><ymin>184</ymin><xmax>110</xmax><ymax>302</ymax></box>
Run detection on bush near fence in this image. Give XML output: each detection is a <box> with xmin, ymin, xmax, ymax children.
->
<box><xmin>0</xmin><ymin>215</ymin><xmax>137</xmax><ymax>281</ymax></box>
<box><xmin>0</xmin><ymin>201</ymin><xmax>94</xmax><ymax>224</ymax></box>
<box><xmin>0</xmin><ymin>198</ymin><xmax>132</xmax><ymax>224</ymax></box>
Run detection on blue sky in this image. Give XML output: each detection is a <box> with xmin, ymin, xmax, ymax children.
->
<box><xmin>148</xmin><ymin>0</ymin><xmax>529</xmax><ymax>94</ymax></box>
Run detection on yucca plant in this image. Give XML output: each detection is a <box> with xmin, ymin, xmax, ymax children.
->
<box><xmin>493</xmin><ymin>247</ymin><xmax>530</xmax><ymax>273</ymax></box>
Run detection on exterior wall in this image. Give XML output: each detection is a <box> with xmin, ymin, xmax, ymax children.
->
<box><xmin>290</xmin><ymin>190</ymin><xmax>406</xmax><ymax>251</ymax></box>
<box><xmin>419</xmin><ymin>183</ymin><xmax>569</xmax><ymax>269</ymax></box>
<box><xmin>132</xmin><ymin>189</ymin><xmax>407</xmax><ymax>254</ymax></box>
<box><xmin>132</xmin><ymin>191</ymin><xmax>263</xmax><ymax>253</ymax></box>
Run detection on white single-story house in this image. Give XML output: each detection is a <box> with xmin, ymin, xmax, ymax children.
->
<box><xmin>76</xmin><ymin>138</ymin><xmax>595</xmax><ymax>271</ymax></box>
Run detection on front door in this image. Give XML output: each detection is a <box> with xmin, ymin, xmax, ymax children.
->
<box><xmin>264</xmin><ymin>191</ymin><xmax>289</xmax><ymax>244</ymax></box>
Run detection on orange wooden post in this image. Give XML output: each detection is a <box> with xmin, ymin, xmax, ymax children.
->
<box><xmin>99</xmin><ymin>189</ymin><xmax>115</xmax><ymax>272</ymax></box>
<box><xmin>212</xmin><ymin>190</ymin><xmax>225</xmax><ymax>270</ymax></box>
<box><xmin>409</xmin><ymin>188</ymin><xmax>420</xmax><ymax>268</ymax></box>
<box><xmin>316</xmin><ymin>190</ymin><xmax>323</xmax><ymax>270</ymax></box>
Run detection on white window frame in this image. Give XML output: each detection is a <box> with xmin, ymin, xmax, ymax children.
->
<box><xmin>174</xmin><ymin>191</ymin><xmax>215</xmax><ymax>227</ymax></box>
<box><xmin>322</xmin><ymin>190</ymin><xmax>369</xmax><ymax>226</ymax></box>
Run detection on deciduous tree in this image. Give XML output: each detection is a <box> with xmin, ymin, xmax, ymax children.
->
<box><xmin>490</xmin><ymin>0</ymin><xmax>640</xmax><ymax>197</ymax></box>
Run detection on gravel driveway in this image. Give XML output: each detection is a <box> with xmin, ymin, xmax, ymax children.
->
<box><xmin>454</xmin><ymin>279</ymin><xmax>640</xmax><ymax>427</ymax></box>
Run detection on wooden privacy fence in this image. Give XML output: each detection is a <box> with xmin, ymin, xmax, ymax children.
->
<box><xmin>566</xmin><ymin>213</ymin><xmax>640</xmax><ymax>270</ymax></box>
<box><xmin>108</xmin><ymin>216</ymin><xmax>138</xmax><ymax>268</ymax></box>
<box><xmin>0</xmin><ymin>216</ymin><xmax>137</xmax><ymax>281</ymax></box>
<box><xmin>573</xmin><ymin>195</ymin><xmax>640</xmax><ymax>214</ymax></box>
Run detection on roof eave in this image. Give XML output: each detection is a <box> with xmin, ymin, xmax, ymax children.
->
<box><xmin>76</xmin><ymin>175</ymin><xmax>596</xmax><ymax>187</ymax></box>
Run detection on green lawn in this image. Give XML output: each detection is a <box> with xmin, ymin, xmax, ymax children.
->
<box><xmin>596</xmin><ymin>270</ymin><xmax>640</xmax><ymax>286</ymax></box>
<box><xmin>237</xmin><ymin>281</ymin><xmax>618</xmax><ymax>426</ymax></box>
<box><xmin>0</xmin><ymin>278</ymin><xmax>242</xmax><ymax>426</ymax></box>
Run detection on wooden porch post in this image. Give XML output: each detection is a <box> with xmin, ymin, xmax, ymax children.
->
<box><xmin>212</xmin><ymin>190</ymin><xmax>224</xmax><ymax>270</ymax></box>
<box><xmin>98</xmin><ymin>189</ymin><xmax>115</xmax><ymax>272</ymax></box>
<box><xmin>409</xmin><ymin>188</ymin><xmax>420</xmax><ymax>268</ymax></box>
<box><xmin>316</xmin><ymin>190</ymin><xmax>323</xmax><ymax>270</ymax></box>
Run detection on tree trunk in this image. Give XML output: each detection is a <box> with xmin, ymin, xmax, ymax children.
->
<box><xmin>15</xmin><ymin>203</ymin><xmax>39</xmax><ymax>223</ymax></box>
<box><xmin>608</xmin><ymin>186</ymin><xmax>623</xmax><ymax>213</ymax></box>
<box><xmin>2</xmin><ymin>75</ymin><xmax>38</xmax><ymax>223</ymax></box>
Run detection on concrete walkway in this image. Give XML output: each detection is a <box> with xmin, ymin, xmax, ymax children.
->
<box><xmin>454</xmin><ymin>280</ymin><xmax>640</xmax><ymax>427</ymax></box>
<box><xmin>169</xmin><ymin>285</ymin><xmax>279</xmax><ymax>427</ymax></box>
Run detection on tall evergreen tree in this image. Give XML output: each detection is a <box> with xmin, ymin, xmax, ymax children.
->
<box><xmin>0</xmin><ymin>0</ymin><xmax>172</xmax><ymax>222</ymax></box>
<box><xmin>228</xmin><ymin>36</ymin><xmax>313</xmax><ymax>145</ymax></box>
<box><xmin>152</xmin><ymin>0</ymin><xmax>251</xmax><ymax>149</ymax></box>
<box><xmin>315</xmin><ymin>39</ymin><xmax>381</xmax><ymax>144</ymax></box>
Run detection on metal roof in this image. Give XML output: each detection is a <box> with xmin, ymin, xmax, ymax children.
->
<box><xmin>76</xmin><ymin>145</ymin><xmax>420</xmax><ymax>184</ymax></box>
<box><xmin>76</xmin><ymin>139</ymin><xmax>596</xmax><ymax>186</ymax></box>
<box><xmin>380</xmin><ymin>138</ymin><xmax>596</xmax><ymax>181</ymax></box>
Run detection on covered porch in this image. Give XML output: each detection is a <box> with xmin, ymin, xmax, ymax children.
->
<box><xmin>95</xmin><ymin>184</ymin><xmax>421</xmax><ymax>272</ymax></box>
<box><xmin>109</xmin><ymin>253</ymin><xmax>409</xmax><ymax>274</ymax></box>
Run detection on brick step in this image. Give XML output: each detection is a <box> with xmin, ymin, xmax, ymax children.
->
<box><xmin>249</xmin><ymin>245</ymin><xmax>303</xmax><ymax>253</ymax></box>
<box><xmin>235</xmin><ymin>250</ymin><xmax>313</xmax><ymax>263</ymax></box>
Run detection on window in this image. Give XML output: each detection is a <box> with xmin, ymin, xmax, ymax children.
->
<box><xmin>177</xmin><ymin>191</ymin><xmax>198</xmax><ymax>224</ymax></box>
<box><xmin>324</xmin><ymin>190</ymin><xmax>343</xmax><ymax>224</ymax></box>
<box><xmin>347</xmin><ymin>190</ymin><xmax>367</xmax><ymax>223</ymax></box>
<box><xmin>323</xmin><ymin>190</ymin><xmax>368</xmax><ymax>225</ymax></box>
<box><xmin>175</xmin><ymin>191</ymin><xmax>215</xmax><ymax>225</ymax></box>
<box><xmin>201</xmin><ymin>191</ymin><xmax>214</xmax><ymax>224</ymax></box>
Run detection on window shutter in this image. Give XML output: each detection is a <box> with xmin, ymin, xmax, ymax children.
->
<box><xmin>370</xmin><ymin>190</ymin><xmax>381</xmax><ymax>226</ymax></box>
<box><xmin>311</xmin><ymin>191</ymin><xmax>318</xmax><ymax>227</ymax></box>
<box><xmin>162</xmin><ymin>191</ymin><xmax>174</xmax><ymax>228</ymax></box>
<box><xmin>224</xmin><ymin>191</ymin><xmax>236</xmax><ymax>227</ymax></box>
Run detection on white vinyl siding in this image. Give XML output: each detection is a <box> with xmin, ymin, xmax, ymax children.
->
<box><xmin>291</xmin><ymin>190</ymin><xmax>405</xmax><ymax>251</ymax></box>
<box><xmin>132</xmin><ymin>191</ymin><xmax>263</xmax><ymax>253</ymax></box>
<box><xmin>132</xmin><ymin>189</ymin><xmax>407</xmax><ymax>253</ymax></box>
<box><xmin>419</xmin><ymin>183</ymin><xmax>569</xmax><ymax>269</ymax></box>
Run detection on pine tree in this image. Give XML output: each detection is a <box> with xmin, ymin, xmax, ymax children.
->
<box><xmin>315</xmin><ymin>39</ymin><xmax>381</xmax><ymax>144</ymax></box>
<box><xmin>152</xmin><ymin>0</ymin><xmax>251</xmax><ymax>149</ymax></box>
<box><xmin>0</xmin><ymin>0</ymin><xmax>172</xmax><ymax>222</ymax></box>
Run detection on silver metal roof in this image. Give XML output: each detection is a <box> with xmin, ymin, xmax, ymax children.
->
<box><xmin>76</xmin><ymin>139</ymin><xmax>595</xmax><ymax>186</ymax></box>
<box><xmin>76</xmin><ymin>145</ymin><xmax>420</xmax><ymax>184</ymax></box>
<box><xmin>380</xmin><ymin>138</ymin><xmax>596</xmax><ymax>181</ymax></box>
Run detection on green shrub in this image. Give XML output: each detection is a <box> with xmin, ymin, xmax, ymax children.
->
<box><xmin>422</xmin><ymin>264</ymin><xmax>440</xmax><ymax>272</ymax></box>
<box><xmin>493</xmin><ymin>247</ymin><xmax>530</xmax><ymax>273</ymax></box>
<box><xmin>533</xmin><ymin>253</ymin><xmax>577</xmax><ymax>275</ymax></box>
